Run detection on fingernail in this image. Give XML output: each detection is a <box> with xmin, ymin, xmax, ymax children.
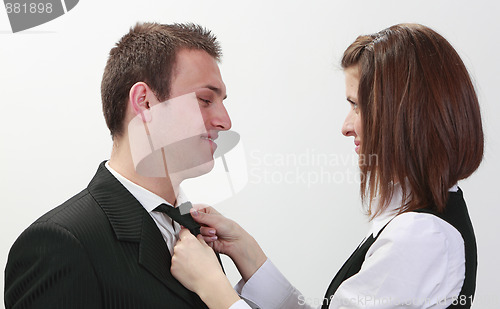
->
<box><xmin>208</xmin><ymin>229</ymin><xmax>216</xmax><ymax>235</ymax></box>
<box><xmin>191</xmin><ymin>210</ymin><xmax>199</xmax><ymax>217</ymax></box>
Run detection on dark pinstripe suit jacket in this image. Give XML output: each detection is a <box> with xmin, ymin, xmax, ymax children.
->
<box><xmin>5</xmin><ymin>161</ymin><xmax>209</xmax><ymax>308</ymax></box>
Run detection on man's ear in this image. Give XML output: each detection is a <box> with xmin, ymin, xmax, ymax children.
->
<box><xmin>129</xmin><ymin>82</ymin><xmax>152</xmax><ymax>122</ymax></box>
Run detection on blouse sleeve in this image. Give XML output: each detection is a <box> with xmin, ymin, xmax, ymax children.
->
<box><xmin>233</xmin><ymin>259</ymin><xmax>318</xmax><ymax>309</ymax></box>
<box><xmin>228</xmin><ymin>299</ymin><xmax>255</xmax><ymax>309</ymax></box>
<box><xmin>329</xmin><ymin>212</ymin><xmax>465</xmax><ymax>309</ymax></box>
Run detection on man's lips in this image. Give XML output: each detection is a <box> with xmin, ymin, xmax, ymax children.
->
<box><xmin>201</xmin><ymin>132</ymin><xmax>219</xmax><ymax>141</ymax></box>
<box><xmin>201</xmin><ymin>133</ymin><xmax>218</xmax><ymax>152</ymax></box>
<box><xmin>201</xmin><ymin>135</ymin><xmax>217</xmax><ymax>142</ymax></box>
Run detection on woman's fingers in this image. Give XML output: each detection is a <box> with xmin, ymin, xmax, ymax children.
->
<box><xmin>190</xmin><ymin>207</ymin><xmax>224</xmax><ymax>229</ymax></box>
<box><xmin>200</xmin><ymin>226</ymin><xmax>218</xmax><ymax>242</ymax></box>
<box><xmin>178</xmin><ymin>227</ymin><xmax>196</xmax><ymax>242</ymax></box>
<box><xmin>178</xmin><ymin>228</ymin><xmax>214</xmax><ymax>249</ymax></box>
<box><xmin>197</xmin><ymin>234</ymin><xmax>212</xmax><ymax>248</ymax></box>
<box><xmin>172</xmin><ymin>229</ymin><xmax>214</xmax><ymax>293</ymax></box>
<box><xmin>200</xmin><ymin>226</ymin><xmax>216</xmax><ymax>236</ymax></box>
<box><xmin>192</xmin><ymin>204</ymin><xmax>221</xmax><ymax>216</ymax></box>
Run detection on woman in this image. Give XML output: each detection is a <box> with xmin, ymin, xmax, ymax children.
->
<box><xmin>171</xmin><ymin>23</ymin><xmax>483</xmax><ymax>309</ymax></box>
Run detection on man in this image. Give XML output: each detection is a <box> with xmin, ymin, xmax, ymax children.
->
<box><xmin>4</xmin><ymin>22</ymin><xmax>231</xmax><ymax>308</ymax></box>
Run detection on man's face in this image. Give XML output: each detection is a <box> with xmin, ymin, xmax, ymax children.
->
<box><xmin>157</xmin><ymin>49</ymin><xmax>231</xmax><ymax>180</ymax></box>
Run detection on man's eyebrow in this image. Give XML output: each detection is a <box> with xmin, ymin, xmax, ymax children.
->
<box><xmin>206</xmin><ymin>85</ymin><xmax>228</xmax><ymax>100</ymax></box>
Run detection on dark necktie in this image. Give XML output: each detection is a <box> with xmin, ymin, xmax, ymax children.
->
<box><xmin>154</xmin><ymin>202</ymin><xmax>201</xmax><ymax>236</ymax></box>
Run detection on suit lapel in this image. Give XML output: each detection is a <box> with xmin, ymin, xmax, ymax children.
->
<box><xmin>87</xmin><ymin>161</ymin><xmax>203</xmax><ymax>307</ymax></box>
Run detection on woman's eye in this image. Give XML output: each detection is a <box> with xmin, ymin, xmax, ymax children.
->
<box><xmin>347</xmin><ymin>98</ymin><xmax>358</xmax><ymax>111</ymax></box>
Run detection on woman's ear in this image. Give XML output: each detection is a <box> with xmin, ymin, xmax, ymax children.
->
<box><xmin>129</xmin><ymin>82</ymin><xmax>152</xmax><ymax>122</ymax></box>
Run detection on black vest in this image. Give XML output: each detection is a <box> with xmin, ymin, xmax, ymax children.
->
<box><xmin>321</xmin><ymin>188</ymin><xmax>476</xmax><ymax>309</ymax></box>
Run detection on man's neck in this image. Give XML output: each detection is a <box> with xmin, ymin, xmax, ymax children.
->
<box><xmin>108</xmin><ymin>140</ymin><xmax>180</xmax><ymax>205</ymax></box>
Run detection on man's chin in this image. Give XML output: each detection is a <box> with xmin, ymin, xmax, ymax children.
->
<box><xmin>174</xmin><ymin>159</ymin><xmax>215</xmax><ymax>181</ymax></box>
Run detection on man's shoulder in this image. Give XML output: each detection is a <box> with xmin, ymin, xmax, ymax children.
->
<box><xmin>10</xmin><ymin>186</ymin><xmax>119</xmax><ymax>259</ymax></box>
<box><xmin>33</xmin><ymin>187</ymin><xmax>104</xmax><ymax>231</ymax></box>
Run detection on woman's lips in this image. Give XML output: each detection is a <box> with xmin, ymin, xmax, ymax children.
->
<box><xmin>354</xmin><ymin>140</ymin><xmax>360</xmax><ymax>153</ymax></box>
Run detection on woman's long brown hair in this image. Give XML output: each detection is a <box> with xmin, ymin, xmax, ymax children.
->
<box><xmin>342</xmin><ymin>24</ymin><xmax>484</xmax><ymax>218</ymax></box>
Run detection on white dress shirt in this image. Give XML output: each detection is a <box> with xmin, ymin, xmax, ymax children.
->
<box><xmin>230</xmin><ymin>185</ymin><xmax>466</xmax><ymax>309</ymax></box>
<box><xmin>105</xmin><ymin>161</ymin><xmax>187</xmax><ymax>255</ymax></box>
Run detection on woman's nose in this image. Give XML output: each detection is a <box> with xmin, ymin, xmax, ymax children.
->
<box><xmin>342</xmin><ymin>111</ymin><xmax>355</xmax><ymax>137</ymax></box>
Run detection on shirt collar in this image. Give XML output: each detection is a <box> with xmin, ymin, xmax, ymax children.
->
<box><xmin>368</xmin><ymin>189</ymin><xmax>402</xmax><ymax>238</ymax></box>
<box><xmin>368</xmin><ymin>183</ymin><xmax>459</xmax><ymax>237</ymax></box>
<box><xmin>105</xmin><ymin>161</ymin><xmax>188</xmax><ymax>213</ymax></box>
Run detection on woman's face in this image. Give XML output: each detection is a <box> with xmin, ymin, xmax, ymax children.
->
<box><xmin>342</xmin><ymin>66</ymin><xmax>362</xmax><ymax>154</ymax></box>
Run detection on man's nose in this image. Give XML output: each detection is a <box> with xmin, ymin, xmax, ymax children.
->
<box><xmin>207</xmin><ymin>103</ymin><xmax>232</xmax><ymax>131</ymax></box>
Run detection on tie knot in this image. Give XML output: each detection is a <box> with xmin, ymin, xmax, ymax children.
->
<box><xmin>154</xmin><ymin>202</ymin><xmax>200</xmax><ymax>236</ymax></box>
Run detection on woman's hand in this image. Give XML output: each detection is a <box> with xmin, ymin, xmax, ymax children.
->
<box><xmin>191</xmin><ymin>205</ymin><xmax>267</xmax><ymax>281</ymax></box>
<box><xmin>191</xmin><ymin>205</ymin><xmax>244</xmax><ymax>255</ymax></box>
<box><xmin>171</xmin><ymin>228</ymin><xmax>240</xmax><ymax>309</ymax></box>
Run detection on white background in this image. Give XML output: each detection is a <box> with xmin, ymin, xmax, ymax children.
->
<box><xmin>1</xmin><ymin>0</ymin><xmax>499</xmax><ymax>307</ymax></box>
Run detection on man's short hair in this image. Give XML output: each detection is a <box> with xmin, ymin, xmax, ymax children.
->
<box><xmin>101</xmin><ymin>22</ymin><xmax>222</xmax><ymax>138</ymax></box>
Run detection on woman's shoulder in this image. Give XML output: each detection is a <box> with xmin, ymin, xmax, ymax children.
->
<box><xmin>377</xmin><ymin>210</ymin><xmax>465</xmax><ymax>257</ymax></box>
<box><xmin>363</xmin><ymin>210</ymin><xmax>465</xmax><ymax>291</ymax></box>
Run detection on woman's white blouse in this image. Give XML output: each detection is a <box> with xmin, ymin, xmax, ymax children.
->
<box><xmin>229</xmin><ymin>186</ymin><xmax>466</xmax><ymax>309</ymax></box>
